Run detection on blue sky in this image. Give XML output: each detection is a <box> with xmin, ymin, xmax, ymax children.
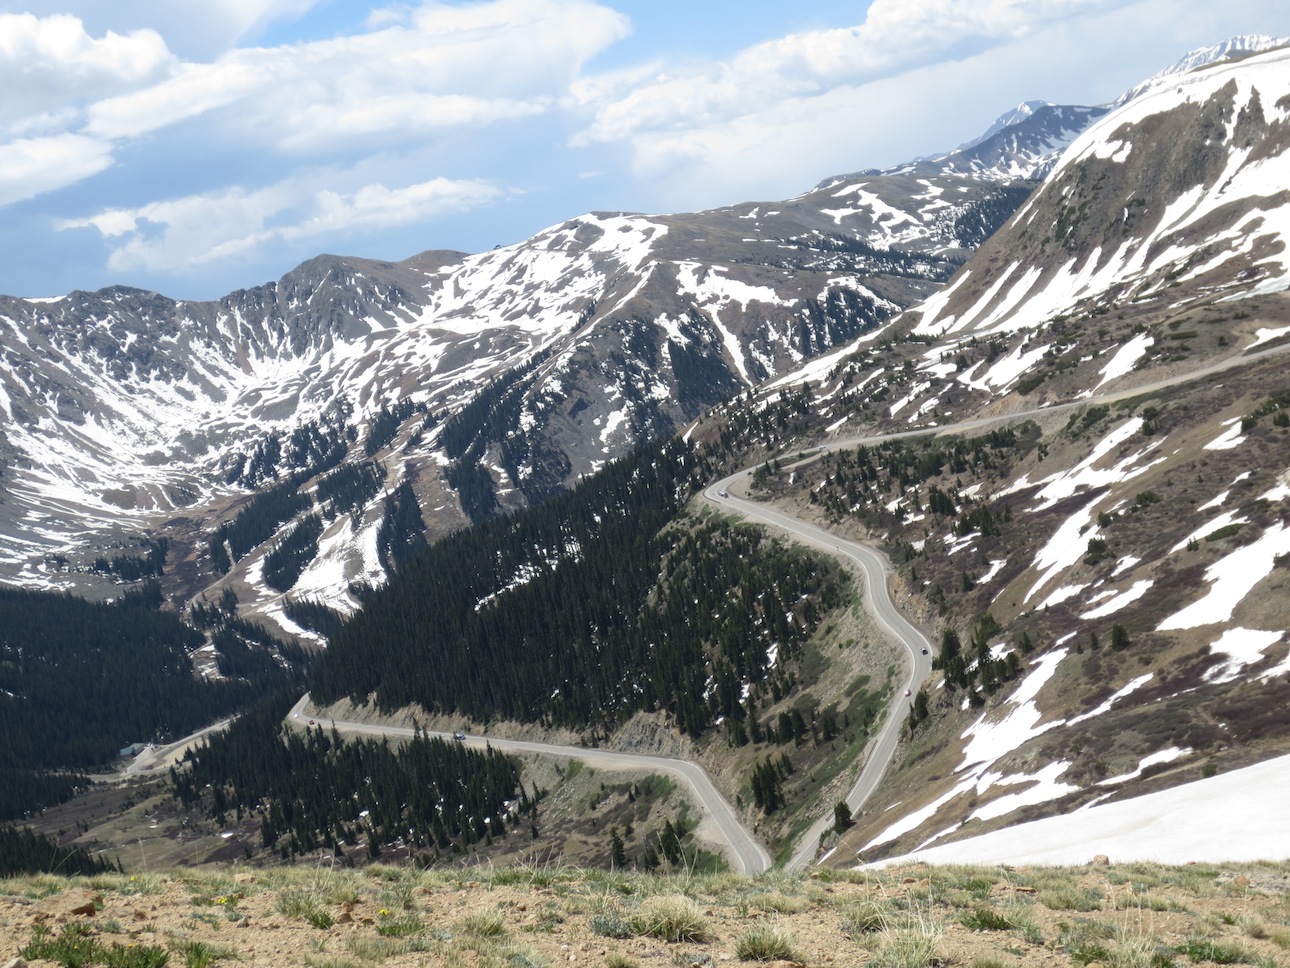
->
<box><xmin>1</xmin><ymin>0</ymin><xmax>1288</xmax><ymax>299</ymax></box>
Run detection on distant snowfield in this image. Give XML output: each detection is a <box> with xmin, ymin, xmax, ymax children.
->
<box><xmin>870</xmin><ymin>751</ymin><xmax>1290</xmax><ymax>867</ymax></box>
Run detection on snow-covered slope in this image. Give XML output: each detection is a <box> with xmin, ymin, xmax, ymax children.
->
<box><xmin>742</xmin><ymin>42</ymin><xmax>1290</xmax><ymax>870</ymax></box>
<box><xmin>910</xmin><ymin>103</ymin><xmax>1111</xmax><ymax>183</ymax></box>
<box><xmin>0</xmin><ymin>167</ymin><xmax>1025</xmax><ymax>616</ymax></box>
<box><xmin>1115</xmin><ymin>33</ymin><xmax>1289</xmax><ymax>106</ymax></box>
<box><xmin>5</xmin><ymin>35</ymin><xmax>1284</xmax><ymax>654</ymax></box>
<box><xmin>873</xmin><ymin>749</ymin><xmax>1290</xmax><ymax>866</ymax></box>
<box><xmin>817</xmin><ymin>102</ymin><xmax>1107</xmax><ymax>189</ymax></box>
<box><xmin>914</xmin><ymin>45</ymin><xmax>1290</xmax><ymax>342</ymax></box>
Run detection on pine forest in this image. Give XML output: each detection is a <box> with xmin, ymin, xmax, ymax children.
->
<box><xmin>311</xmin><ymin>438</ymin><xmax>847</xmax><ymax>738</ymax></box>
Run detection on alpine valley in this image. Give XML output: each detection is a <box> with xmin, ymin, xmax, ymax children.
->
<box><xmin>3</xmin><ymin>35</ymin><xmax>1290</xmax><ymax>876</ymax></box>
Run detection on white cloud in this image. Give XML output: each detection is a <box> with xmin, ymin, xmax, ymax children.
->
<box><xmin>7</xmin><ymin>0</ymin><xmax>1288</xmax><ymax>298</ymax></box>
<box><xmin>86</xmin><ymin>57</ymin><xmax>270</xmax><ymax>140</ymax></box>
<box><xmin>0</xmin><ymin>0</ymin><xmax>325</xmax><ymax>59</ymax></box>
<box><xmin>284</xmin><ymin>177</ymin><xmax>501</xmax><ymax>237</ymax></box>
<box><xmin>0</xmin><ymin>0</ymin><xmax>629</xmax><ymax>213</ymax></box>
<box><xmin>0</xmin><ymin>132</ymin><xmax>113</xmax><ymax>205</ymax></box>
<box><xmin>0</xmin><ymin>12</ymin><xmax>174</xmax><ymax>203</ymax></box>
<box><xmin>60</xmin><ymin>172</ymin><xmax>502</xmax><ymax>272</ymax></box>
<box><xmin>366</xmin><ymin>4</ymin><xmax>413</xmax><ymax>29</ymax></box>
<box><xmin>60</xmin><ymin>183</ymin><xmax>291</xmax><ymax>269</ymax></box>
<box><xmin>563</xmin><ymin>0</ymin><xmax>1290</xmax><ymax>211</ymax></box>
<box><xmin>207</xmin><ymin>0</ymin><xmax>322</xmax><ymax>41</ymax></box>
<box><xmin>575</xmin><ymin>56</ymin><xmax>986</xmax><ymax>200</ymax></box>
<box><xmin>0</xmin><ymin>13</ymin><xmax>174</xmax><ymax>124</ymax></box>
<box><xmin>572</xmin><ymin>0</ymin><xmax>1127</xmax><ymax>149</ymax></box>
<box><xmin>276</xmin><ymin>93</ymin><xmax>550</xmax><ymax>153</ymax></box>
<box><xmin>85</xmin><ymin>0</ymin><xmax>629</xmax><ymax>151</ymax></box>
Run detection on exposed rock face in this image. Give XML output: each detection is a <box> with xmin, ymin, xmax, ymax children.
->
<box><xmin>4</xmin><ymin>38</ymin><xmax>1282</xmax><ymax>621</ymax></box>
<box><xmin>0</xmin><ymin>163</ymin><xmax>1023</xmax><ymax>608</ymax></box>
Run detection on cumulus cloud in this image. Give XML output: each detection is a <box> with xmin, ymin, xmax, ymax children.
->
<box><xmin>366</xmin><ymin>4</ymin><xmax>413</xmax><ymax>29</ymax></box>
<box><xmin>85</xmin><ymin>58</ymin><xmax>273</xmax><ymax>140</ymax></box>
<box><xmin>572</xmin><ymin>0</ymin><xmax>1130</xmax><ymax>150</ymax></box>
<box><xmin>2</xmin><ymin>0</ymin><xmax>325</xmax><ymax>58</ymax></box>
<box><xmin>0</xmin><ymin>12</ymin><xmax>176</xmax><ymax>204</ymax></box>
<box><xmin>86</xmin><ymin>0</ymin><xmax>629</xmax><ymax>151</ymax></box>
<box><xmin>206</xmin><ymin>0</ymin><xmax>322</xmax><ymax>42</ymax></box>
<box><xmin>284</xmin><ymin>177</ymin><xmax>502</xmax><ymax>237</ymax></box>
<box><xmin>0</xmin><ymin>13</ymin><xmax>174</xmax><ymax>124</ymax></box>
<box><xmin>276</xmin><ymin>93</ymin><xmax>552</xmax><ymax>153</ymax></box>
<box><xmin>0</xmin><ymin>0</ymin><xmax>629</xmax><ymax>214</ymax></box>
<box><xmin>59</xmin><ymin>173</ymin><xmax>502</xmax><ymax>272</ymax></box>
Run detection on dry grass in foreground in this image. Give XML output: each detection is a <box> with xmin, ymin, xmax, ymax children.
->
<box><xmin>1</xmin><ymin>859</ymin><xmax>1288</xmax><ymax>967</ymax></box>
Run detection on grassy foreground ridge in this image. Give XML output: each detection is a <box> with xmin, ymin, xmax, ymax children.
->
<box><xmin>2</xmin><ymin>860</ymin><xmax>1289</xmax><ymax>967</ymax></box>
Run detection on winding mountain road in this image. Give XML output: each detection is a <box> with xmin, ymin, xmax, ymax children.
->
<box><xmin>279</xmin><ymin>337</ymin><xmax>1290</xmax><ymax>874</ymax></box>
<box><xmin>703</xmin><ymin>338</ymin><xmax>1290</xmax><ymax>867</ymax></box>
<box><xmin>124</xmin><ymin>718</ymin><xmax>234</xmax><ymax>776</ymax></box>
<box><xmin>703</xmin><ymin>474</ymin><xmax>933</xmax><ymax>870</ymax></box>
<box><xmin>286</xmin><ymin>694</ymin><xmax>772</xmax><ymax>876</ymax></box>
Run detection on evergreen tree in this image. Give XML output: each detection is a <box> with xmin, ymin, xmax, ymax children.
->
<box><xmin>609</xmin><ymin>827</ymin><xmax>627</xmax><ymax>869</ymax></box>
<box><xmin>1111</xmin><ymin>624</ymin><xmax>1131</xmax><ymax>651</ymax></box>
<box><xmin>833</xmin><ymin>801</ymin><xmax>853</xmax><ymax>834</ymax></box>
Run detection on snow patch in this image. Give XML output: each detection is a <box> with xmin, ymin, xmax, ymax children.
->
<box><xmin>1079</xmin><ymin>579</ymin><xmax>1153</xmax><ymax>619</ymax></box>
<box><xmin>1204</xmin><ymin>420</ymin><xmax>1246</xmax><ymax>452</ymax></box>
<box><xmin>1093</xmin><ymin>333</ymin><xmax>1153</xmax><ymax>389</ymax></box>
<box><xmin>1097</xmin><ymin>747</ymin><xmax>1190</xmax><ymax>786</ymax></box>
<box><xmin>977</xmin><ymin>559</ymin><xmax>1007</xmax><ymax>585</ymax></box>
<box><xmin>1068</xmin><ymin>673</ymin><xmax>1154</xmax><ymax>726</ymax></box>
<box><xmin>1203</xmin><ymin>627</ymin><xmax>1286</xmax><ymax>684</ymax></box>
<box><xmin>871</xmin><ymin>748</ymin><xmax>1290</xmax><ymax>867</ymax></box>
<box><xmin>1158</xmin><ymin>522</ymin><xmax>1290</xmax><ymax>630</ymax></box>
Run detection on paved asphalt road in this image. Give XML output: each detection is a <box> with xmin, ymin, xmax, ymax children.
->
<box><xmin>287</xmin><ymin>694</ymin><xmax>772</xmax><ymax>875</ymax></box>
<box><xmin>124</xmin><ymin>718</ymin><xmax>233</xmax><ymax>776</ymax></box>
<box><xmin>699</xmin><ymin>339</ymin><xmax>1290</xmax><ymax>867</ymax></box>
<box><xmin>256</xmin><ymin>338</ymin><xmax>1286</xmax><ymax>873</ymax></box>
<box><xmin>703</xmin><ymin>474</ymin><xmax>933</xmax><ymax>870</ymax></box>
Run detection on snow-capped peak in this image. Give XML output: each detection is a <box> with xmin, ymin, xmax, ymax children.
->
<box><xmin>1115</xmin><ymin>34</ymin><xmax>1290</xmax><ymax>105</ymax></box>
<box><xmin>956</xmin><ymin>100</ymin><xmax>1055</xmax><ymax>152</ymax></box>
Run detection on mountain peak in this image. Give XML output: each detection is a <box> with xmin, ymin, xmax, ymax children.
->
<box><xmin>957</xmin><ymin>100</ymin><xmax>1056</xmax><ymax>152</ymax></box>
<box><xmin>1116</xmin><ymin>34</ymin><xmax>1290</xmax><ymax>105</ymax></box>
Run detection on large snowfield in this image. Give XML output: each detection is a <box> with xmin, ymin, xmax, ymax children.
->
<box><xmin>871</xmin><ymin>752</ymin><xmax>1290</xmax><ymax>867</ymax></box>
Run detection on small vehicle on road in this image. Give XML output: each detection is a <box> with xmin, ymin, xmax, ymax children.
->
<box><xmin>453</xmin><ymin>732</ymin><xmax>466</xmax><ymax>741</ymax></box>
<box><xmin>718</xmin><ymin>489</ymin><xmax>728</xmax><ymax>498</ymax></box>
<box><xmin>903</xmin><ymin>689</ymin><xmax>911</xmax><ymax>697</ymax></box>
<box><xmin>921</xmin><ymin>648</ymin><xmax>928</xmax><ymax>655</ymax></box>
<box><xmin>308</xmin><ymin>719</ymin><xmax>315</xmax><ymax>726</ymax></box>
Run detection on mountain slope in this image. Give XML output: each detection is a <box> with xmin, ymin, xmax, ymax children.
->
<box><xmin>4</xmin><ymin>36</ymin><xmax>1290</xmax><ymax>871</ymax></box>
<box><xmin>4</xmin><ymin>37</ymin><xmax>1280</xmax><ymax>627</ymax></box>
<box><xmin>728</xmin><ymin>46</ymin><xmax>1290</xmax><ymax>865</ymax></box>
<box><xmin>913</xmin><ymin>46</ymin><xmax>1290</xmax><ymax>342</ymax></box>
<box><xmin>0</xmin><ymin>162</ymin><xmax>1029</xmax><ymax>621</ymax></box>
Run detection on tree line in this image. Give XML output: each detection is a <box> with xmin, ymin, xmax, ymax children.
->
<box><xmin>376</xmin><ymin>479</ymin><xmax>427</xmax><ymax>573</ymax></box>
<box><xmin>438</xmin><ymin>352</ymin><xmax>577</xmax><ymax>520</ymax></box>
<box><xmin>316</xmin><ymin>460</ymin><xmax>385</xmax><ymax>521</ymax></box>
<box><xmin>806</xmin><ymin>425</ymin><xmax>1036</xmax><ymax>530</ymax></box>
<box><xmin>225</xmin><ymin>401</ymin><xmax>356</xmax><ymax>489</ymax></box>
<box><xmin>0</xmin><ymin>584</ymin><xmax>306</xmax><ymax>820</ymax></box>
<box><xmin>209</xmin><ymin>479</ymin><xmax>311</xmax><ymax>573</ymax></box>
<box><xmin>282</xmin><ymin>597</ymin><xmax>346</xmax><ymax>642</ymax></box>
<box><xmin>262</xmin><ymin>513</ymin><xmax>324</xmax><ymax>592</ymax></box>
<box><xmin>364</xmin><ymin>400</ymin><xmax>424</xmax><ymax>457</ymax></box>
<box><xmin>89</xmin><ymin>537</ymin><xmax>168</xmax><ymax>582</ymax></box>
<box><xmin>310</xmin><ymin>438</ymin><xmax>844</xmax><ymax>738</ymax></box>
<box><xmin>172</xmin><ymin>694</ymin><xmax>530</xmax><ymax>862</ymax></box>
<box><xmin>0</xmin><ymin>825</ymin><xmax>119</xmax><ymax>876</ymax></box>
